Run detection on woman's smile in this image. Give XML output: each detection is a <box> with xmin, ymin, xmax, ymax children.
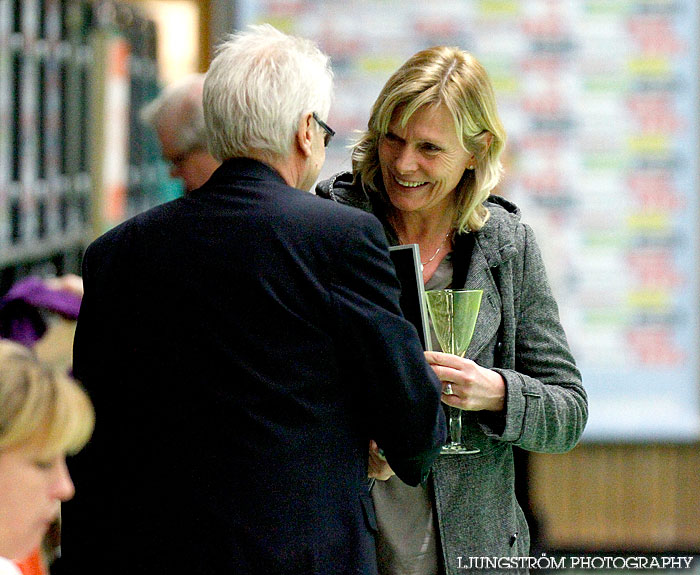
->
<box><xmin>393</xmin><ymin>176</ymin><xmax>428</xmax><ymax>189</ymax></box>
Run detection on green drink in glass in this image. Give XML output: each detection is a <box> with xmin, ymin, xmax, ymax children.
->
<box><xmin>425</xmin><ymin>289</ymin><xmax>482</xmax><ymax>455</ymax></box>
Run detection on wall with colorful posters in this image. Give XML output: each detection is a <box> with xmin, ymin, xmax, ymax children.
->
<box><xmin>239</xmin><ymin>0</ymin><xmax>700</xmax><ymax>441</ymax></box>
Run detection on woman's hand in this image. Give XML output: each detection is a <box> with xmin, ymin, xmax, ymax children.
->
<box><xmin>424</xmin><ymin>350</ymin><xmax>506</xmax><ymax>412</ymax></box>
<box><xmin>368</xmin><ymin>440</ymin><xmax>395</xmax><ymax>481</ymax></box>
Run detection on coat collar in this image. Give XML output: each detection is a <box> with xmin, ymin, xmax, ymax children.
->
<box><xmin>473</xmin><ymin>197</ymin><xmax>520</xmax><ymax>268</ymax></box>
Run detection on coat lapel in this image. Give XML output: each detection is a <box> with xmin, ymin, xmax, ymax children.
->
<box><xmin>459</xmin><ymin>215</ymin><xmax>517</xmax><ymax>360</ymax></box>
<box><xmin>464</xmin><ymin>242</ymin><xmax>501</xmax><ymax>359</ymax></box>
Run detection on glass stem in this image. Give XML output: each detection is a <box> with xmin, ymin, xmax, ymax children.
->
<box><xmin>449</xmin><ymin>406</ymin><xmax>462</xmax><ymax>445</ymax></box>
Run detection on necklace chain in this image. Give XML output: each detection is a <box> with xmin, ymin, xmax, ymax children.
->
<box><xmin>420</xmin><ymin>230</ymin><xmax>452</xmax><ymax>266</ymax></box>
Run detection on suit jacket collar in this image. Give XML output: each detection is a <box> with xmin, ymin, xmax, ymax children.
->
<box><xmin>205</xmin><ymin>157</ymin><xmax>289</xmax><ymax>189</ymax></box>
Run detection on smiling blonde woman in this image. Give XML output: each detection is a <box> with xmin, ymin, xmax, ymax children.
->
<box><xmin>317</xmin><ymin>45</ymin><xmax>587</xmax><ymax>575</ymax></box>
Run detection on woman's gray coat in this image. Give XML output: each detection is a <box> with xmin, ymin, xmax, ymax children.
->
<box><xmin>317</xmin><ymin>173</ymin><xmax>588</xmax><ymax>574</ymax></box>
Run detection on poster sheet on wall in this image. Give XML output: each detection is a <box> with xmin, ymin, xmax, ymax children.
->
<box><xmin>239</xmin><ymin>0</ymin><xmax>700</xmax><ymax>441</ymax></box>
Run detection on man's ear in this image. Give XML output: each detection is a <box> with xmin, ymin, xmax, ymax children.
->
<box><xmin>296</xmin><ymin>112</ymin><xmax>315</xmax><ymax>158</ymax></box>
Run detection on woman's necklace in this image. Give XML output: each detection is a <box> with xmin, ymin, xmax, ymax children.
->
<box><xmin>420</xmin><ymin>230</ymin><xmax>452</xmax><ymax>266</ymax></box>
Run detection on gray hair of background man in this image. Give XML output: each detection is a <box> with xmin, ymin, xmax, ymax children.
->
<box><xmin>140</xmin><ymin>73</ymin><xmax>209</xmax><ymax>155</ymax></box>
<box><xmin>203</xmin><ymin>24</ymin><xmax>333</xmax><ymax>164</ymax></box>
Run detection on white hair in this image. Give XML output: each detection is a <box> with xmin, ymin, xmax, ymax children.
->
<box><xmin>203</xmin><ymin>24</ymin><xmax>333</xmax><ymax>162</ymax></box>
<box><xmin>140</xmin><ymin>73</ymin><xmax>209</xmax><ymax>154</ymax></box>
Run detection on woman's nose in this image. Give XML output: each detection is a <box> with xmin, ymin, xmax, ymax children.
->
<box><xmin>51</xmin><ymin>458</ymin><xmax>76</xmax><ymax>502</ymax></box>
<box><xmin>394</xmin><ymin>146</ymin><xmax>418</xmax><ymax>174</ymax></box>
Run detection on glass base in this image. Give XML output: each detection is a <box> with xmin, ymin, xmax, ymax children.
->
<box><xmin>440</xmin><ymin>443</ymin><xmax>481</xmax><ymax>455</ymax></box>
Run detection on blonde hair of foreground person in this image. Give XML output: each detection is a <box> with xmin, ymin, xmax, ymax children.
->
<box><xmin>0</xmin><ymin>340</ymin><xmax>94</xmax><ymax>562</ymax></box>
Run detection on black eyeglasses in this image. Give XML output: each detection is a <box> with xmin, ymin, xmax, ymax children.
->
<box><xmin>312</xmin><ymin>112</ymin><xmax>335</xmax><ymax>147</ymax></box>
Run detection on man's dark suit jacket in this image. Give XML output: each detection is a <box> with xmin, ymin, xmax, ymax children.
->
<box><xmin>56</xmin><ymin>159</ymin><xmax>446</xmax><ymax>575</ymax></box>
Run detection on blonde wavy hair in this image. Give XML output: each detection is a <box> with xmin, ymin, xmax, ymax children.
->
<box><xmin>352</xmin><ymin>46</ymin><xmax>506</xmax><ymax>233</ymax></box>
<box><xmin>0</xmin><ymin>340</ymin><xmax>94</xmax><ymax>457</ymax></box>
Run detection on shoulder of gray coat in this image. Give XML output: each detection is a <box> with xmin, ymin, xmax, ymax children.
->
<box><xmin>478</xmin><ymin>194</ymin><xmax>526</xmax><ymax>267</ymax></box>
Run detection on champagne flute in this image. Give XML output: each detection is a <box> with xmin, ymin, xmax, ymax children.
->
<box><xmin>425</xmin><ymin>289</ymin><xmax>483</xmax><ymax>455</ymax></box>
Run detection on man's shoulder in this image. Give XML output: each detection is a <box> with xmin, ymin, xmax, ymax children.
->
<box><xmin>87</xmin><ymin>199</ymin><xmax>181</xmax><ymax>255</ymax></box>
<box><xmin>284</xmin><ymin>195</ymin><xmax>382</xmax><ymax>252</ymax></box>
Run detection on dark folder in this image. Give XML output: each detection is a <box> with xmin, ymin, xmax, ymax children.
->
<box><xmin>388</xmin><ymin>244</ymin><xmax>432</xmax><ymax>351</ymax></box>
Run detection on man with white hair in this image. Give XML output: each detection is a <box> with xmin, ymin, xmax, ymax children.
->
<box><xmin>57</xmin><ymin>24</ymin><xmax>445</xmax><ymax>575</ymax></box>
<box><xmin>140</xmin><ymin>73</ymin><xmax>220</xmax><ymax>192</ymax></box>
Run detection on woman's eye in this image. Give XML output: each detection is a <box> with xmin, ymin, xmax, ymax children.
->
<box><xmin>34</xmin><ymin>459</ymin><xmax>56</xmax><ymax>470</ymax></box>
<box><xmin>422</xmin><ymin>143</ymin><xmax>441</xmax><ymax>154</ymax></box>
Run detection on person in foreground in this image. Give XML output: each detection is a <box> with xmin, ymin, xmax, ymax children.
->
<box><xmin>0</xmin><ymin>340</ymin><xmax>94</xmax><ymax>575</ymax></box>
<box><xmin>140</xmin><ymin>73</ymin><xmax>220</xmax><ymax>193</ymax></box>
<box><xmin>57</xmin><ymin>25</ymin><xmax>446</xmax><ymax>575</ymax></box>
<box><xmin>317</xmin><ymin>46</ymin><xmax>588</xmax><ymax>574</ymax></box>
